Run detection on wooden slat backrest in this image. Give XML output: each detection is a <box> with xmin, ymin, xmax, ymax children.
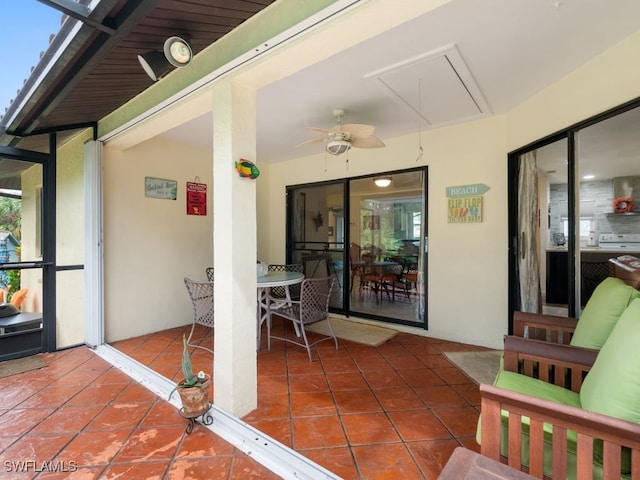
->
<box><xmin>480</xmin><ymin>384</ymin><xmax>640</xmax><ymax>479</ymax></box>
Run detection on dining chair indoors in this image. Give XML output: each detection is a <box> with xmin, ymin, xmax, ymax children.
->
<box><xmin>184</xmin><ymin>277</ymin><xmax>214</xmax><ymax>354</ymax></box>
<box><xmin>268</xmin><ymin>276</ymin><xmax>337</xmax><ymax>361</ymax></box>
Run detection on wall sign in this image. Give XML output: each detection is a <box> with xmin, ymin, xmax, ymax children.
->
<box><xmin>186</xmin><ymin>181</ymin><xmax>207</xmax><ymax>216</ymax></box>
<box><xmin>145</xmin><ymin>177</ymin><xmax>177</xmax><ymax>200</ymax></box>
<box><xmin>446</xmin><ymin>183</ymin><xmax>489</xmax><ymax>223</ymax></box>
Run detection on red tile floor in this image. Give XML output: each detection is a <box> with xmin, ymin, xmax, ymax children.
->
<box><xmin>0</xmin><ymin>318</ymin><xmax>488</xmax><ymax>479</ymax></box>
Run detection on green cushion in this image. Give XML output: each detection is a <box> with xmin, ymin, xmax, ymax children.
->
<box><xmin>581</xmin><ymin>298</ymin><xmax>640</xmax><ymax>423</ymax></box>
<box><xmin>570</xmin><ymin>277</ymin><xmax>640</xmax><ymax>349</ymax></box>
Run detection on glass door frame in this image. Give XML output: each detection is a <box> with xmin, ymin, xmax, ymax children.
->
<box><xmin>508</xmin><ymin>98</ymin><xmax>640</xmax><ymax>330</ymax></box>
<box><xmin>285</xmin><ymin>166</ymin><xmax>428</xmax><ymax>329</ymax></box>
<box><xmin>0</xmin><ymin>135</ymin><xmax>57</xmax><ymax>358</ymax></box>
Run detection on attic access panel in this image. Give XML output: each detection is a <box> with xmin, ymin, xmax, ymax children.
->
<box><xmin>366</xmin><ymin>45</ymin><xmax>490</xmax><ymax>127</ymax></box>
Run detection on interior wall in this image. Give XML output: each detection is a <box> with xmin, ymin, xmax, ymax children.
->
<box><xmin>103</xmin><ymin>137</ymin><xmax>213</xmax><ymax>342</ymax></box>
<box><xmin>20</xmin><ymin>164</ymin><xmax>43</xmax><ymax>314</ymax></box>
<box><xmin>264</xmin><ymin>115</ymin><xmax>509</xmax><ymax>349</ymax></box>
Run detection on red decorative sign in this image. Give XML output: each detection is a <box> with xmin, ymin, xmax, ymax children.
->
<box><xmin>186</xmin><ymin>182</ymin><xmax>207</xmax><ymax>216</ymax></box>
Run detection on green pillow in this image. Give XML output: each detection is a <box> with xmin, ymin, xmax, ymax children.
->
<box><xmin>570</xmin><ymin>277</ymin><xmax>640</xmax><ymax>349</ymax></box>
<box><xmin>581</xmin><ymin>298</ymin><xmax>640</xmax><ymax>423</ymax></box>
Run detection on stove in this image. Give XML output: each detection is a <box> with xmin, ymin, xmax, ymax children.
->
<box><xmin>598</xmin><ymin>233</ymin><xmax>640</xmax><ymax>250</ymax></box>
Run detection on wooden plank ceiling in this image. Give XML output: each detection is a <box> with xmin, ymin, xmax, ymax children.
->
<box><xmin>8</xmin><ymin>0</ymin><xmax>275</xmax><ymax>151</ymax></box>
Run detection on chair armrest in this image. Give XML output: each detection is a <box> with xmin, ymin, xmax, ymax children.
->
<box><xmin>503</xmin><ymin>335</ymin><xmax>597</xmax><ymax>392</ymax></box>
<box><xmin>479</xmin><ymin>383</ymin><xmax>640</xmax><ymax>479</ymax></box>
<box><xmin>513</xmin><ymin>311</ymin><xmax>578</xmax><ymax>344</ymax></box>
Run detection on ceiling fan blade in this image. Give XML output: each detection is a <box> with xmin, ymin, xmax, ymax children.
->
<box><xmin>350</xmin><ymin>135</ymin><xmax>385</xmax><ymax>149</ymax></box>
<box><xmin>296</xmin><ymin>138</ymin><xmax>327</xmax><ymax>147</ymax></box>
<box><xmin>305</xmin><ymin>127</ymin><xmax>333</xmax><ymax>135</ymax></box>
<box><xmin>341</xmin><ymin>123</ymin><xmax>375</xmax><ymax>138</ymax></box>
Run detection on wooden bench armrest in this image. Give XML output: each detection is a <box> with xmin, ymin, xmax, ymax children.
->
<box><xmin>480</xmin><ymin>383</ymin><xmax>640</xmax><ymax>479</ymax></box>
<box><xmin>513</xmin><ymin>311</ymin><xmax>578</xmax><ymax>344</ymax></box>
<box><xmin>503</xmin><ymin>335</ymin><xmax>597</xmax><ymax>391</ymax></box>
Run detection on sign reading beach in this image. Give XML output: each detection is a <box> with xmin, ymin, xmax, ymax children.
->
<box><xmin>446</xmin><ymin>183</ymin><xmax>489</xmax><ymax>223</ymax></box>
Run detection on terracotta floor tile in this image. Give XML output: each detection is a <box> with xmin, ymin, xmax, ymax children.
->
<box><xmin>243</xmin><ymin>393</ymin><xmax>290</xmax><ymax>421</ymax></box>
<box><xmin>115</xmin><ymin>382</ymin><xmax>159</xmax><ymax>403</ymax></box>
<box><xmin>292</xmin><ymin>415</ymin><xmax>347</xmax><ymax>450</ymax></box>
<box><xmin>166</xmin><ymin>457</ymin><xmax>233</xmax><ymax>480</ymax></box>
<box><xmin>397</xmin><ymin>368</ymin><xmax>445</xmax><ymax>388</ymax></box>
<box><xmin>321</xmin><ymin>357</ymin><xmax>359</xmax><ymax>374</ymax></box>
<box><xmin>113</xmin><ymin>425</ymin><xmax>185</xmax><ymax>462</ymax></box>
<box><xmin>326</xmin><ymin>372</ymin><xmax>368</xmax><ymax>391</ymax></box>
<box><xmin>230</xmin><ymin>453</ymin><xmax>284</xmax><ymax>479</ymax></box>
<box><xmin>38</xmin><ymin>465</ymin><xmax>106</xmax><ymax>479</ymax></box>
<box><xmin>290</xmin><ymin>391</ymin><xmax>336</xmax><ymax>417</ymax></box>
<box><xmin>432</xmin><ymin>406</ymin><xmax>480</xmax><ymax>437</ymax></box>
<box><xmin>100</xmin><ymin>460</ymin><xmax>169</xmax><ymax>479</ymax></box>
<box><xmin>384</xmin><ymin>355</ymin><xmax>426</xmax><ymax>370</ymax></box>
<box><xmin>407</xmin><ymin>438</ymin><xmax>461</xmax><ymax>478</ymax></box>
<box><xmin>374</xmin><ymin>387</ymin><xmax>425</xmax><ymax>411</ymax></box>
<box><xmin>451</xmin><ymin>383</ymin><xmax>482</xmax><ymax>406</ymax></box>
<box><xmin>65</xmin><ymin>384</ymin><xmax>127</xmax><ymax>406</ymax></box>
<box><xmin>56</xmin><ymin>429</ymin><xmax>131</xmax><ymax>466</ymax></box>
<box><xmin>387</xmin><ymin>409</ymin><xmax>452</xmax><ymax>441</ymax></box>
<box><xmin>301</xmin><ymin>446</ymin><xmax>359</xmax><ymax>480</ymax></box>
<box><xmin>333</xmin><ymin>389</ymin><xmax>382</xmax><ymax>414</ymax></box>
<box><xmin>341</xmin><ymin>412</ymin><xmax>400</xmax><ymax>445</ymax></box>
<box><xmin>413</xmin><ymin>385</ymin><xmax>469</xmax><ymax>408</ymax></box>
<box><xmin>0</xmin><ymin>433</ymin><xmax>75</xmax><ymax>465</ymax></box>
<box><xmin>432</xmin><ymin>366</ymin><xmax>475</xmax><ymax>385</ymax></box>
<box><xmin>175</xmin><ymin>427</ymin><xmax>236</xmax><ymax>458</ymax></box>
<box><xmin>95</xmin><ymin>368</ymin><xmax>134</xmax><ymax>385</ymax></box>
<box><xmin>361</xmin><ymin>370</ymin><xmax>408</xmax><ymax>389</ymax></box>
<box><xmin>352</xmin><ymin>443</ymin><xmax>425</xmax><ymax>479</ymax></box>
<box><xmin>18</xmin><ymin>385</ymin><xmax>85</xmax><ymax>408</ymax></box>
<box><xmin>31</xmin><ymin>405</ymin><xmax>104</xmax><ymax>434</ymax></box>
<box><xmin>85</xmin><ymin>402</ymin><xmax>152</xmax><ymax>431</ymax></box>
<box><xmin>459</xmin><ymin>434</ymin><xmax>482</xmax><ymax>453</ymax></box>
<box><xmin>352</xmin><ymin>356</ymin><xmax>393</xmax><ymax>372</ymax></box>
<box><xmin>287</xmin><ymin>374</ymin><xmax>329</xmax><ymax>394</ymax></box>
<box><xmin>0</xmin><ymin>386</ymin><xmax>40</xmax><ymax>409</ymax></box>
<box><xmin>0</xmin><ymin>407</ymin><xmax>56</xmax><ymax>436</ymax></box>
<box><xmin>257</xmin><ymin>375</ymin><xmax>289</xmax><ymax>395</ymax></box>
<box><xmin>140</xmin><ymin>401</ymin><xmax>183</xmax><ymax>428</ymax></box>
<box><xmin>247</xmin><ymin>418</ymin><xmax>292</xmax><ymax>447</ymax></box>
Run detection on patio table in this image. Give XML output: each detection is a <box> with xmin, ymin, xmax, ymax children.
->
<box><xmin>257</xmin><ymin>271</ymin><xmax>304</xmax><ymax>348</ymax></box>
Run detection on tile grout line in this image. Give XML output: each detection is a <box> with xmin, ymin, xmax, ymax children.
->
<box><xmin>93</xmin><ymin>344</ymin><xmax>343</xmax><ymax>480</ymax></box>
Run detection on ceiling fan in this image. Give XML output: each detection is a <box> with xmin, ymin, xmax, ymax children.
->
<box><xmin>297</xmin><ymin>108</ymin><xmax>385</xmax><ymax>155</ymax></box>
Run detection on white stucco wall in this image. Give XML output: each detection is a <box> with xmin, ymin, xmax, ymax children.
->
<box><xmin>102</xmin><ymin>137</ymin><xmax>213</xmax><ymax>342</ymax></box>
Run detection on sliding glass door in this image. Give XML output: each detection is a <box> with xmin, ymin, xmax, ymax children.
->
<box><xmin>287</xmin><ymin>168</ymin><xmax>427</xmax><ymax>328</ymax></box>
<box><xmin>509</xmin><ymin>101</ymin><xmax>640</xmax><ymax>324</ymax></box>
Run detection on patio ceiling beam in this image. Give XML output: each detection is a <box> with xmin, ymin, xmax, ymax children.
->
<box><xmin>37</xmin><ymin>0</ymin><xmax>116</xmax><ymax>35</ymax></box>
<box><xmin>0</xmin><ymin>146</ymin><xmax>50</xmax><ymax>164</ymax></box>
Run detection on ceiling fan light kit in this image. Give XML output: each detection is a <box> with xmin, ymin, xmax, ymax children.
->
<box><xmin>298</xmin><ymin>107</ymin><xmax>385</xmax><ymax>155</ymax></box>
<box><xmin>326</xmin><ymin>140</ymin><xmax>351</xmax><ymax>156</ymax></box>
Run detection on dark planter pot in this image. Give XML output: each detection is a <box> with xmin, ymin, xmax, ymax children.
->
<box><xmin>177</xmin><ymin>375</ymin><xmax>211</xmax><ymax>417</ymax></box>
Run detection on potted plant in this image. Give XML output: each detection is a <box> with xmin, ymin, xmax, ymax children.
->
<box><xmin>169</xmin><ymin>334</ymin><xmax>211</xmax><ymax>417</ymax></box>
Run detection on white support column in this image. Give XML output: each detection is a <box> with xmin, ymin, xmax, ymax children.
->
<box><xmin>212</xmin><ymin>78</ymin><xmax>258</xmax><ymax>417</ymax></box>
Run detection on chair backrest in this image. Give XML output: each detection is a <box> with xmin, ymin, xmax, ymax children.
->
<box><xmin>302</xmin><ymin>255</ymin><xmax>331</xmax><ymax>279</ymax></box>
<box><xmin>10</xmin><ymin>288</ymin><xmax>28</xmax><ymax>308</ymax></box>
<box><xmin>184</xmin><ymin>277</ymin><xmax>214</xmax><ymax>328</ymax></box>
<box><xmin>348</xmin><ymin>243</ymin><xmax>361</xmax><ymax>264</ymax></box>
<box><xmin>299</xmin><ymin>276</ymin><xmax>335</xmax><ymax>325</ymax></box>
<box><xmin>205</xmin><ymin>267</ymin><xmax>214</xmax><ymax>282</ymax></box>
<box><xmin>268</xmin><ymin>264</ymin><xmax>303</xmax><ymax>299</ymax></box>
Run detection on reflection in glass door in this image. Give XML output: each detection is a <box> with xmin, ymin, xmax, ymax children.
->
<box><xmin>511</xmin><ymin>102</ymin><xmax>640</xmax><ymax>325</ymax></box>
<box><xmin>286</xmin><ymin>168</ymin><xmax>427</xmax><ymax>327</ymax></box>
<box><xmin>349</xmin><ymin>171</ymin><xmax>426</xmax><ymax>326</ymax></box>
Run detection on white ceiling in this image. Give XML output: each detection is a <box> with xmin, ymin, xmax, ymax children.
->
<box><xmin>160</xmin><ymin>0</ymin><xmax>640</xmax><ymax>167</ymax></box>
